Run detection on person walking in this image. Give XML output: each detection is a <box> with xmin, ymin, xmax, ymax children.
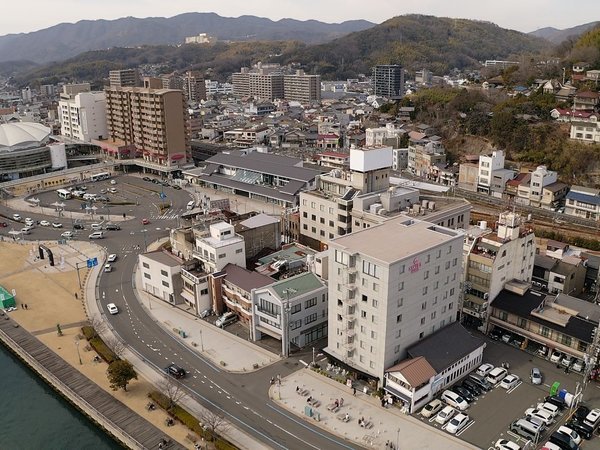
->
<box><xmin>352</xmin><ymin>387</ymin><xmax>356</xmax><ymax>396</ymax></box>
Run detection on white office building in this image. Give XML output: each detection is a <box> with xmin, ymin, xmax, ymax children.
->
<box><xmin>192</xmin><ymin>222</ymin><xmax>246</xmax><ymax>273</ymax></box>
<box><xmin>58</xmin><ymin>91</ymin><xmax>107</xmax><ymax>142</ymax></box>
<box><xmin>326</xmin><ymin>217</ymin><xmax>464</xmax><ymax>383</ymax></box>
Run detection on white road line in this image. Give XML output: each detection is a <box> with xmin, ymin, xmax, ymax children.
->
<box><xmin>507</xmin><ymin>381</ymin><xmax>522</xmax><ymax>394</ymax></box>
<box><xmin>457</xmin><ymin>420</ymin><xmax>475</xmax><ymax>436</ymax></box>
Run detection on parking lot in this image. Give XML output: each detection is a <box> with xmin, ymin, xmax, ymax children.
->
<box><xmin>416</xmin><ymin>332</ymin><xmax>600</xmax><ymax>449</ymax></box>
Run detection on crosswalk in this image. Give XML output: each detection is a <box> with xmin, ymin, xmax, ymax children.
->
<box><xmin>149</xmin><ymin>208</ymin><xmax>185</xmax><ymax>220</ymax></box>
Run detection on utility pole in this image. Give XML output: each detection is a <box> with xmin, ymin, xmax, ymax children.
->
<box><xmin>579</xmin><ymin>314</ymin><xmax>600</xmax><ymax>407</ymax></box>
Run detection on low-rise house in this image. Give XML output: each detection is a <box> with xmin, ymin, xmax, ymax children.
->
<box><xmin>565</xmin><ymin>186</ymin><xmax>600</xmax><ymax>220</ymax></box>
<box><xmin>138</xmin><ymin>250</ymin><xmax>184</xmax><ymax>305</ymax></box>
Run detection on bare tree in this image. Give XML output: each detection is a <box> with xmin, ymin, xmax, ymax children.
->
<box><xmin>198</xmin><ymin>409</ymin><xmax>229</xmax><ymax>442</ymax></box>
<box><xmin>104</xmin><ymin>335</ymin><xmax>126</xmax><ymax>359</ymax></box>
<box><xmin>87</xmin><ymin>315</ymin><xmax>106</xmax><ymax>338</ymax></box>
<box><xmin>157</xmin><ymin>375</ymin><xmax>187</xmax><ymax>411</ymax></box>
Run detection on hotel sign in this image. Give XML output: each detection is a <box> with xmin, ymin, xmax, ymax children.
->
<box><xmin>408</xmin><ymin>257</ymin><xmax>421</xmax><ymax>273</ymax></box>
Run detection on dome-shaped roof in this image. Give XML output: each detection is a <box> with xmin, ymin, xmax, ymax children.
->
<box><xmin>0</xmin><ymin>122</ymin><xmax>51</xmax><ymax>150</ymax></box>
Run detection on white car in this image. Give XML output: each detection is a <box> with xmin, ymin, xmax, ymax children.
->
<box><xmin>494</xmin><ymin>438</ymin><xmax>521</xmax><ymax>450</ymax></box>
<box><xmin>525</xmin><ymin>408</ymin><xmax>553</xmax><ymax>426</ymax></box>
<box><xmin>107</xmin><ymin>254</ymin><xmax>117</xmax><ymax>263</ymax></box>
<box><xmin>61</xmin><ymin>231</ymin><xmax>74</xmax><ymax>238</ymax></box>
<box><xmin>12</xmin><ymin>214</ymin><xmax>21</xmax><ymax>221</ymax></box>
<box><xmin>106</xmin><ymin>303</ymin><xmax>118</xmax><ymax>314</ymax></box>
<box><xmin>557</xmin><ymin>425</ymin><xmax>582</xmax><ymax>445</ymax></box>
<box><xmin>500</xmin><ymin>374</ymin><xmax>520</xmax><ymax>390</ymax></box>
<box><xmin>435</xmin><ymin>406</ymin><xmax>456</xmax><ymax>425</ymax></box>
<box><xmin>52</xmin><ymin>222</ymin><xmax>63</xmax><ymax>228</ymax></box>
<box><xmin>446</xmin><ymin>413</ymin><xmax>469</xmax><ymax>434</ymax></box>
<box><xmin>104</xmin><ymin>264</ymin><xmax>112</xmax><ymax>273</ymax></box>
<box><xmin>530</xmin><ymin>368</ymin><xmax>542</xmax><ymax>385</ymax></box>
<box><xmin>536</xmin><ymin>402</ymin><xmax>559</xmax><ymax>418</ymax></box>
<box><xmin>110</xmin><ymin>179</ymin><xmax>117</xmax><ymax>185</ymax></box>
<box><xmin>550</xmin><ymin>350</ymin><xmax>562</xmax><ymax>363</ymax></box>
<box><xmin>420</xmin><ymin>399</ymin><xmax>443</xmax><ymax>418</ymax></box>
<box><xmin>476</xmin><ymin>363</ymin><xmax>494</xmax><ymax>377</ymax></box>
<box><xmin>40</xmin><ymin>220</ymin><xmax>50</xmax><ymax>226</ymax></box>
<box><xmin>108</xmin><ymin>187</ymin><xmax>117</xmax><ymax>193</ymax></box>
<box><xmin>584</xmin><ymin>408</ymin><xmax>600</xmax><ymax>428</ymax></box>
<box><xmin>572</xmin><ymin>359</ymin><xmax>584</xmax><ymax>372</ymax></box>
<box><xmin>25</xmin><ymin>218</ymin><xmax>34</xmax><ymax>225</ymax></box>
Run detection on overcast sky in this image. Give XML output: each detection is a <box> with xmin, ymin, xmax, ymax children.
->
<box><xmin>1</xmin><ymin>0</ymin><xmax>597</xmax><ymax>35</ymax></box>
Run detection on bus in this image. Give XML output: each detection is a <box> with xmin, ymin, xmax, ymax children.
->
<box><xmin>56</xmin><ymin>189</ymin><xmax>72</xmax><ymax>200</ymax></box>
<box><xmin>90</xmin><ymin>172</ymin><xmax>110</xmax><ymax>182</ymax></box>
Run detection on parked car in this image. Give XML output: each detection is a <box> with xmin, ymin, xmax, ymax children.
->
<box><xmin>461</xmin><ymin>380</ymin><xmax>482</xmax><ymax>397</ymax></box>
<box><xmin>530</xmin><ymin>368</ymin><xmax>543</xmax><ymax>385</ymax></box>
<box><xmin>574</xmin><ymin>405</ymin><xmax>591</xmax><ymax>422</ymax></box>
<box><xmin>215</xmin><ymin>312</ymin><xmax>238</xmax><ymax>328</ymax></box>
<box><xmin>557</xmin><ymin>425</ymin><xmax>582</xmax><ymax>446</ymax></box>
<box><xmin>165</xmin><ymin>363</ymin><xmax>185</xmax><ymax>379</ymax></box>
<box><xmin>452</xmin><ymin>386</ymin><xmax>475</xmax><ymax>403</ymax></box>
<box><xmin>110</xmin><ymin>179</ymin><xmax>117</xmax><ymax>185</ymax></box>
<box><xmin>501</xmin><ymin>333</ymin><xmax>512</xmax><ymax>343</ymax></box>
<box><xmin>489</xmin><ymin>328</ymin><xmax>503</xmax><ymax>340</ymax></box>
<box><xmin>500</xmin><ymin>374</ymin><xmax>520</xmax><ymax>390</ymax></box>
<box><xmin>538</xmin><ymin>346</ymin><xmax>549</xmax><ymax>358</ymax></box>
<box><xmin>550</xmin><ymin>350</ymin><xmax>563</xmax><ymax>363</ymax></box>
<box><xmin>583</xmin><ymin>408</ymin><xmax>600</xmax><ymax>429</ymax></box>
<box><xmin>572</xmin><ymin>359</ymin><xmax>585</xmax><ymax>373</ymax></box>
<box><xmin>446</xmin><ymin>413</ymin><xmax>469</xmax><ymax>434</ymax></box>
<box><xmin>525</xmin><ymin>408</ymin><xmax>554</xmax><ymax>426</ymax></box>
<box><xmin>51</xmin><ymin>222</ymin><xmax>63</xmax><ymax>228</ymax></box>
<box><xmin>435</xmin><ymin>406</ymin><xmax>456</xmax><ymax>425</ymax></box>
<box><xmin>420</xmin><ymin>399</ymin><xmax>443</xmax><ymax>418</ymax></box>
<box><xmin>476</xmin><ymin>363</ymin><xmax>494</xmax><ymax>377</ymax></box>
<box><xmin>561</xmin><ymin>355</ymin><xmax>574</xmax><ymax>368</ymax></box>
<box><xmin>40</xmin><ymin>220</ymin><xmax>50</xmax><ymax>226</ymax></box>
<box><xmin>104</xmin><ymin>264</ymin><xmax>112</xmax><ymax>273</ymax></box>
<box><xmin>544</xmin><ymin>396</ymin><xmax>566</xmax><ymax>411</ymax></box>
<box><xmin>105</xmin><ymin>223</ymin><xmax>121</xmax><ymax>231</ymax></box>
<box><xmin>12</xmin><ymin>213</ymin><xmax>21</xmax><ymax>221</ymax></box>
<box><xmin>106</xmin><ymin>303</ymin><xmax>118</xmax><ymax>314</ymax></box>
<box><xmin>142</xmin><ymin>176</ymin><xmax>151</xmax><ymax>181</ymax></box>
<box><xmin>486</xmin><ymin>367</ymin><xmax>508</xmax><ymax>385</ymax></box>
<box><xmin>468</xmin><ymin>373</ymin><xmax>493</xmax><ymax>391</ymax></box>
<box><xmin>494</xmin><ymin>439</ymin><xmax>521</xmax><ymax>450</ymax></box>
<box><xmin>565</xmin><ymin>419</ymin><xmax>593</xmax><ymax>440</ymax></box>
<box><xmin>537</xmin><ymin>402</ymin><xmax>560</xmax><ymax>418</ymax></box>
<box><xmin>25</xmin><ymin>217</ymin><xmax>34</xmax><ymax>226</ymax></box>
<box><xmin>441</xmin><ymin>390</ymin><xmax>469</xmax><ymax>411</ymax></box>
<box><xmin>73</xmin><ymin>223</ymin><xmax>85</xmax><ymax>230</ymax></box>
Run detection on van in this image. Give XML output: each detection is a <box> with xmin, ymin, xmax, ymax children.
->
<box><xmin>88</xmin><ymin>231</ymin><xmax>104</xmax><ymax>239</ymax></box>
<box><xmin>548</xmin><ymin>431</ymin><xmax>579</xmax><ymax>450</ymax></box>
<box><xmin>486</xmin><ymin>367</ymin><xmax>508</xmax><ymax>385</ymax></box>
<box><xmin>215</xmin><ymin>312</ymin><xmax>237</xmax><ymax>328</ymax></box>
<box><xmin>441</xmin><ymin>390</ymin><xmax>469</xmax><ymax>411</ymax></box>
<box><xmin>105</xmin><ymin>224</ymin><xmax>120</xmax><ymax>231</ymax></box>
<box><xmin>510</xmin><ymin>418</ymin><xmax>541</xmax><ymax>440</ymax></box>
<box><xmin>91</xmin><ymin>223</ymin><xmax>103</xmax><ymax>230</ymax></box>
<box><xmin>187</xmin><ymin>200</ymin><xmax>196</xmax><ymax>210</ymax></box>
<box><xmin>468</xmin><ymin>373</ymin><xmax>493</xmax><ymax>391</ymax></box>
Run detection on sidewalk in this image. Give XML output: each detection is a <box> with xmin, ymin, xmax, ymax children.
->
<box><xmin>135</xmin><ymin>240</ymin><xmax>280</xmax><ymax>372</ymax></box>
<box><xmin>273</xmin><ymin>368</ymin><xmax>479</xmax><ymax>450</ymax></box>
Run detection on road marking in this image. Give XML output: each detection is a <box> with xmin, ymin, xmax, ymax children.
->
<box><xmin>457</xmin><ymin>420</ymin><xmax>475</xmax><ymax>436</ymax></box>
<box><xmin>507</xmin><ymin>381</ymin><xmax>522</xmax><ymax>394</ymax></box>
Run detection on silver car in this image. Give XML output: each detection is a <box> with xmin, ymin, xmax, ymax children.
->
<box><xmin>530</xmin><ymin>367</ymin><xmax>542</xmax><ymax>385</ymax></box>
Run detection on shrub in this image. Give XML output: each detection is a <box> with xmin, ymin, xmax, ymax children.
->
<box><xmin>89</xmin><ymin>337</ymin><xmax>118</xmax><ymax>363</ymax></box>
<box><xmin>81</xmin><ymin>325</ymin><xmax>95</xmax><ymax>340</ymax></box>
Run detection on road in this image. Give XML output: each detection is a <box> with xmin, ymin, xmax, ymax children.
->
<box><xmin>1</xmin><ymin>175</ymin><xmax>358</xmax><ymax>450</ymax></box>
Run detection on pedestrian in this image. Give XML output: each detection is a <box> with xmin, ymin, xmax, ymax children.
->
<box><xmin>352</xmin><ymin>387</ymin><xmax>356</xmax><ymax>396</ymax></box>
<box><xmin>21</xmin><ymin>304</ymin><xmax>24</xmax><ymax>309</ymax></box>
<box><xmin>75</xmin><ymin>292</ymin><xmax>78</xmax><ymax>300</ymax></box>
<box><xmin>24</xmin><ymin>304</ymin><xmax>28</xmax><ymax>310</ymax></box>
<box><xmin>339</xmin><ymin>397</ymin><xmax>344</xmax><ymax>407</ymax></box>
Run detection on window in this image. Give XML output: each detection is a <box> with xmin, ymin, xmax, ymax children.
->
<box><xmin>399</xmin><ymin>264</ymin><xmax>405</xmax><ymax>274</ymax></box>
<box><xmin>396</xmin><ymin>329</ymin><xmax>402</xmax><ymax>338</ymax></box>
<box><xmin>311</xmin><ymin>227</ymin><xmax>316</xmax><ymax>233</ymax></box>
<box><xmin>372</xmin><ymin>299</ymin><xmax>378</xmax><ymax>308</ymax></box>
<box><xmin>424</xmin><ymin>270</ymin><xmax>429</xmax><ymax>280</ymax></box>
<box><xmin>143</xmin><ymin>262</ymin><xmax>150</xmax><ymax>269</ymax></box>
<box><xmin>334</xmin><ymin>250</ymin><xmax>349</xmax><ymax>265</ymax></box>
<box><xmin>329</xmin><ymin>220</ymin><xmax>334</xmax><ymax>227</ymax></box>
<box><xmin>394</xmin><ymin>344</ymin><xmax>400</xmax><ymax>354</ymax></box>
<box><xmin>373</xmin><ymin>283</ymin><xmax>379</xmax><ymax>292</ymax></box>
<box><xmin>303</xmin><ymin>212</ymin><xmax>308</xmax><ymax>218</ymax></box>
<box><xmin>200</xmin><ymin>288</ymin><xmax>208</xmax><ymax>295</ymax></box>
<box><xmin>303</xmin><ymin>224</ymin><xmax>308</xmax><ymax>230</ymax></box>
<box><xmin>305</xmin><ymin>313</ymin><xmax>318</xmax><ymax>325</ymax></box>
<box><xmin>362</xmin><ymin>260</ymin><xmax>378</xmax><ymax>278</ymax></box>
<box><xmin>236</xmin><ymin>248</ymin><xmax>243</xmax><ymax>254</ymax></box>
<box><xmin>290</xmin><ymin>304</ymin><xmax>301</xmax><ymax>314</ymax></box>
<box><xmin>422</xmin><ymin>286</ymin><xmax>428</xmax><ymax>295</ymax></box>
<box><xmin>421</xmin><ymin>301</ymin><xmax>427</xmax><ymax>310</ymax></box>
<box><xmin>431</xmin><ymin>311</ymin><xmax>436</xmax><ymax>320</ymax></box>
<box><xmin>162</xmin><ymin>280</ymin><xmax>170</xmax><ymax>287</ymax></box>
<box><xmin>425</xmin><ymin>254</ymin><xmax>430</xmax><ymax>263</ymax></box>
<box><xmin>361</xmin><ymin>310</ymin><xmax>367</xmax><ymax>318</ymax></box>
<box><xmin>435</xmin><ymin>265</ymin><xmax>440</xmax><ymax>275</ymax></box>
<box><xmin>448</xmin><ymin>302</ymin><xmax>453</xmax><ymax>310</ymax></box>
<box><xmin>419</xmin><ymin>332</ymin><xmax>424</xmax><ymax>339</ymax></box>
<box><xmin>371</xmin><ymin>314</ymin><xmax>377</xmax><ymax>324</ymax></box>
<box><xmin>291</xmin><ymin>320</ymin><xmax>302</xmax><ymax>330</ymax></box>
<box><xmin>398</xmin><ymin>281</ymin><xmax>404</xmax><ymax>291</ymax></box>
<box><xmin>396</xmin><ymin>314</ymin><xmax>402</xmax><ymax>323</ymax></box>
<box><xmin>397</xmin><ymin>297</ymin><xmax>403</xmax><ymax>307</ymax></box>
<box><xmin>420</xmin><ymin>317</ymin><xmax>425</xmax><ymax>325</ymax></box>
<box><xmin>320</xmin><ymin>217</ymin><xmax>325</xmax><ymax>224</ymax></box>
<box><xmin>311</xmin><ymin>214</ymin><xmax>316</xmax><ymax>221</ymax></box>
<box><xmin>305</xmin><ymin>297</ymin><xmax>317</xmax><ymax>309</ymax></box>
<box><xmin>144</xmin><ymin>272</ymin><xmax>151</xmax><ymax>279</ymax></box>
<box><xmin>362</xmin><ymin>294</ymin><xmax>368</xmax><ymax>302</ymax></box>
<box><xmin>371</xmin><ymin>330</ymin><xmax>377</xmax><ymax>339</ymax></box>
<box><xmin>218</xmin><ymin>253</ymin><xmax>226</xmax><ymax>259</ymax></box>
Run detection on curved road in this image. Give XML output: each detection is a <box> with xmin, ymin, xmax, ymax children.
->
<box><xmin>1</xmin><ymin>175</ymin><xmax>358</xmax><ymax>450</ymax></box>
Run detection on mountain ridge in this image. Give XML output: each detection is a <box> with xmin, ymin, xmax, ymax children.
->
<box><xmin>529</xmin><ymin>21</ymin><xmax>600</xmax><ymax>43</ymax></box>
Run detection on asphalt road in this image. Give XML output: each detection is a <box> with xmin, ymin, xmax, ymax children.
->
<box><xmin>1</xmin><ymin>175</ymin><xmax>359</xmax><ymax>450</ymax></box>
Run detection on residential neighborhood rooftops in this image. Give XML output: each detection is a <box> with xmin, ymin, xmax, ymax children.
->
<box><xmin>140</xmin><ymin>250</ymin><xmax>183</xmax><ymax>267</ymax></box>
<box><xmin>222</xmin><ymin>263</ymin><xmax>273</xmax><ymax>293</ymax></box>
<box><xmin>257</xmin><ymin>243</ymin><xmax>316</xmax><ymax>266</ymax></box>
<box><xmin>271</xmin><ymin>272</ymin><xmax>325</xmax><ymax>299</ymax></box>
<box><xmin>385</xmin><ymin>356</ymin><xmax>437</xmax><ymax>387</ymax></box>
<box><xmin>237</xmin><ymin>213</ymin><xmax>279</xmax><ymax>230</ymax></box>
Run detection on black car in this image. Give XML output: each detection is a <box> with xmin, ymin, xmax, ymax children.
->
<box><xmin>451</xmin><ymin>386</ymin><xmax>475</xmax><ymax>403</ymax></box>
<box><xmin>73</xmin><ymin>223</ymin><xmax>85</xmax><ymax>230</ymax></box>
<box><xmin>151</xmin><ymin>179</ymin><xmax>159</xmax><ymax>184</ymax></box>
<box><xmin>173</xmin><ymin>185</ymin><xmax>182</xmax><ymax>190</ymax></box>
<box><xmin>105</xmin><ymin>224</ymin><xmax>121</xmax><ymax>231</ymax></box>
<box><xmin>165</xmin><ymin>363</ymin><xmax>186</xmax><ymax>379</ymax></box>
<box><xmin>574</xmin><ymin>404</ymin><xmax>591</xmax><ymax>422</ymax></box>
<box><xmin>461</xmin><ymin>379</ymin><xmax>482</xmax><ymax>396</ymax></box>
<box><xmin>142</xmin><ymin>177</ymin><xmax>151</xmax><ymax>182</ymax></box>
<box><xmin>489</xmin><ymin>328</ymin><xmax>503</xmax><ymax>340</ymax></box>
<box><xmin>566</xmin><ymin>419</ymin><xmax>593</xmax><ymax>440</ymax></box>
<box><xmin>544</xmin><ymin>395</ymin><xmax>566</xmax><ymax>411</ymax></box>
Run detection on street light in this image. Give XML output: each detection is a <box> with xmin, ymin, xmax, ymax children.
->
<box><xmin>396</xmin><ymin>427</ymin><xmax>400</xmax><ymax>450</ymax></box>
<box><xmin>75</xmin><ymin>338</ymin><xmax>82</xmax><ymax>365</ymax></box>
<box><xmin>199</xmin><ymin>329</ymin><xmax>204</xmax><ymax>351</ymax></box>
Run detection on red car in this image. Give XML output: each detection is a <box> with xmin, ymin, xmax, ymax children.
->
<box><xmin>141</xmin><ymin>218</ymin><xmax>150</xmax><ymax>225</ymax></box>
<box><xmin>0</xmin><ymin>222</ymin><xmax>7</xmax><ymax>227</ymax></box>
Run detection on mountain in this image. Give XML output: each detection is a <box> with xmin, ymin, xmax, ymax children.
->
<box><xmin>283</xmin><ymin>15</ymin><xmax>549</xmax><ymax>78</ymax></box>
<box><xmin>530</xmin><ymin>21</ymin><xmax>600</xmax><ymax>44</ymax></box>
<box><xmin>0</xmin><ymin>13</ymin><xmax>374</xmax><ymax>64</ymax></box>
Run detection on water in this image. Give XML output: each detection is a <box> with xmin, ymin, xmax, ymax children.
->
<box><xmin>0</xmin><ymin>345</ymin><xmax>122</xmax><ymax>450</ymax></box>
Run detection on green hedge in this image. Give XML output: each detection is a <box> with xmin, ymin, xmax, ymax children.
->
<box><xmin>148</xmin><ymin>391</ymin><xmax>236</xmax><ymax>450</ymax></box>
<box><xmin>81</xmin><ymin>325</ymin><xmax>95</xmax><ymax>340</ymax></box>
<box><xmin>81</xmin><ymin>326</ymin><xmax>118</xmax><ymax>363</ymax></box>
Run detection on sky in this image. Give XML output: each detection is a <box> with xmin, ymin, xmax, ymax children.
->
<box><xmin>1</xmin><ymin>0</ymin><xmax>598</xmax><ymax>36</ymax></box>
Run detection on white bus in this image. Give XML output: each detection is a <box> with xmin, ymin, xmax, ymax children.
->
<box><xmin>57</xmin><ymin>189</ymin><xmax>72</xmax><ymax>200</ymax></box>
<box><xmin>90</xmin><ymin>172</ymin><xmax>110</xmax><ymax>182</ymax></box>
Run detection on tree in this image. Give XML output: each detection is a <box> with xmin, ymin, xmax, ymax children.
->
<box><xmin>104</xmin><ymin>335</ymin><xmax>126</xmax><ymax>359</ymax></box>
<box><xmin>87</xmin><ymin>315</ymin><xmax>106</xmax><ymax>339</ymax></box>
<box><xmin>158</xmin><ymin>375</ymin><xmax>187</xmax><ymax>412</ymax></box>
<box><xmin>107</xmin><ymin>360</ymin><xmax>137</xmax><ymax>392</ymax></box>
<box><xmin>198</xmin><ymin>410</ymin><xmax>230</xmax><ymax>442</ymax></box>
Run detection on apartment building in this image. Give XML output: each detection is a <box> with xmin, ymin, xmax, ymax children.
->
<box><xmin>565</xmin><ymin>186</ymin><xmax>600</xmax><ymax>220</ymax></box>
<box><xmin>232</xmin><ymin>66</ymin><xmax>284</xmax><ymax>101</ymax></box>
<box><xmin>528</xmin><ymin>165</ymin><xmax>558</xmax><ymax>207</ymax></box>
<box><xmin>184</xmin><ymin>70</ymin><xmax>207</xmax><ymax>103</ymax></box>
<box><xmin>283</xmin><ymin>70</ymin><xmax>321</xmax><ymax>102</ymax></box>
<box><xmin>58</xmin><ymin>87</ymin><xmax>107</xmax><ymax>142</ymax></box>
<box><xmin>109</xmin><ymin>69</ymin><xmax>140</xmax><ymax>88</ymax></box>
<box><xmin>104</xmin><ymin>85</ymin><xmax>189</xmax><ymax>165</ymax></box>
<box><xmin>192</xmin><ymin>222</ymin><xmax>246</xmax><ymax>274</ymax></box>
<box><xmin>569</xmin><ymin>114</ymin><xmax>600</xmax><ymax>143</ymax></box>
<box><xmin>138</xmin><ymin>251</ymin><xmax>184</xmax><ymax>304</ymax></box>
<box><xmin>251</xmin><ymin>271</ymin><xmax>328</xmax><ymax>356</ymax></box>
<box><xmin>326</xmin><ymin>217</ymin><xmax>464</xmax><ymax>382</ymax></box>
<box><xmin>477</xmin><ymin>150</ymin><xmax>514</xmax><ymax>197</ymax></box>
<box><xmin>461</xmin><ymin>212</ymin><xmax>536</xmax><ymax>331</ymax></box>
<box><xmin>407</xmin><ymin>141</ymin><xmax>446</xmax><ymax>178</ymax></box>
<box><xmin>372</xmin><ymin>65</ymin><xmax>405</xmax><ymax>99</ymax></box>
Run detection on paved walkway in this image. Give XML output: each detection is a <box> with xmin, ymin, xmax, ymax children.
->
<box><xmin>134</xmin><ymin>241</ymin><xmax>280</xmax><ymax>373</ymax></box>
<box><xmin>273</xmin><ymin>368</ymin><xmax>479</xmax><ymax>450</ymax></box>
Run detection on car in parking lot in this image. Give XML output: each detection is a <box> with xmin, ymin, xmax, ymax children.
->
<box><xmin>525</xmin><ymin>407</ymin><xmax>554</xmax><ymax>426</ymax></box>
<box><xmin>500</xmin><ymin>374</ymin><xmax>520</xmax><ymax>390</ymax></box>
<box><xmin>420</xmin><ymin>399</ymin><xmax>443</xmax><ymax>418</ymax></box>
<box><xmin>25</xmin><ymin>218</ymin><xmax>34</xmax><ymax>226</ymax></box>
<box><xmin>446</xmin><ymin>413</ymin><xmax>469</xmax><ymax>434</ymax></box>
<box><xmin>13</xmin><ymin>213</ymin><xmax>21</xmax><ymax>221</ymax></box>
<box><xmin>20</xmin><ymin>225</ymin><xmax>33</xmax><ymax>234</ymax></box>
<box><xmin>584</xmin><ymin>408</ymin><xmax>600</xmax><ymax>429</ymax></box>
<box><xmin>565</xmin><ymin>419</ymin><xmax>593</xmax><ymax>440</ymax></box>
<box><xmin>530</xmin><ymin>368</ymin><xmax>543</xmax><ymax>385</ymax></box>
<box><xmin>550</xmin><ymin>350</ymin><xmax>563</xmax><ymax>363</ymax></box>
<box><xmin>435</xmin><ymin>406</ymin><xmax>456</xmax><ymax>425</ymax></box>
<box><xmin>544</xmin><ymin>396</ymin><xmax>566</xmax><ymax>411</ymax></box>
<box><xmin>61</xmin><ymin>231</ymin><xmax>74</xmax><ymax>238</ymax></box>
<box><xmin>461</xmin><ymin>379</ymin><xmax>482</xmax><ymax>396</ymax></box>
<box><xmin>110</xmin><ymin>179</ymin><xmax>117</xmax><ymax>185</ymax></box>
<box><xmin>106</xmin><ymin>303</ymin><xmax>118</xmax><ymax>314</ymax></box>
<box><xmin>494</xmin><ymin>439</ymin><xmax>521</xmax><ymax>450</ymax></box>
<box><xmin>501</xmin><ymin>333</ymin><xmax>512</xmax><ymax>343</ymax></box>
<box><xmin>561</xmin><ymin>355</ymin><xmax>574</xmax><ymax>367</ymax></box>
<box><xmin>165</xmin><ymin>363</ymin><xmax>186</xmax><ymax>379</ymax></box>
<box><xmin>536</xmin><ymin>402</ymin><xmax>560</xmax><ymax>418</ymax></box>
<box><xmin>40</xmin><ymin>220</ymin><xmax>50</xmax><ymax>226</ymax></box>
<box><xmin>557</xmin><ymin>425</ymin><xmax>582</xmax><ymax>446</ymax></box>
<box><xmin>441</xmin><ymin>390</ymin><xmax>469</xmax><ymax>411</ymax></box>
<box><xmin>142</xmin><ymin>176</ymin><xmax>151</xmax><ymax>182</ymax></box>
<box><xmin>476</xmin><ymin>363</ymin><xmax>494</xmax><ymax>377</ymax></box>
<box><xmin>108</xmin><ymin>188</ymin><xmax>117</xmax><ymax>193</ymax></box>
<box><xmin>486</xmin><ymin>367</ymin><xmax>508</xmax><ymax>385</ymax></box>
<box><xmin>107</xmin><ymin>254</ymin><xmax>117</xmax><ymax>262</ymax></box>
<box><xmin>52</xmin><ymin>222</ymin><xmax>63</xmax><ymax>228</ymax></box>
<box><xmin>572</xmin><ymin>359</ymin><xmax>584</xmax><ymax>372</ymax></box>
<box><xmin>451</xmin><ymin>386</ymin><xmax>475</xmax><ymax>403</ymax></box>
